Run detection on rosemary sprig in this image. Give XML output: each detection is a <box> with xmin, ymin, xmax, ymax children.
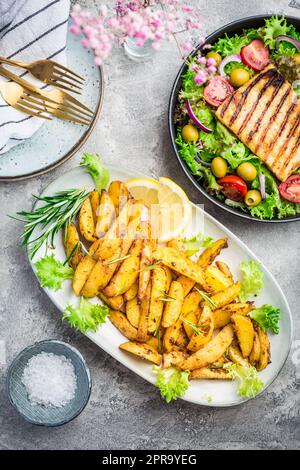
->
<box><xmin>140</xmin><ymin>261</ymin><xmax>161</xmax><ymax>272</ymax></box>
<box><xmin>11</xmin><ymin>188</ymin><xmax>90</xmax><ymax>259</ymax></box>
<box><xmin>181</xmin><ymin>318</ymin><xmax>209</xmax><ymax>336</ymax></box>
<box><xmin>194</xmin><ymin>287</ymin><xmax>217</xmax><ymax>310</ymax></box>
<box><xmin>106</xmin><ymin>254</ymin><xmax>131</xmax><ymax>265</ymax></box>
<box><xmin>63</xmin><ymin>242</ymin><xmax>79</xmax><ymax>266</ymax></box>
<box><xmin>158</xmin><ymin>293</ymin><xmax>177</xmax><ymax>302</ymax></box>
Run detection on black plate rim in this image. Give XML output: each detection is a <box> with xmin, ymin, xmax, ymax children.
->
<box><xmin>168</xmin><ymin>14</ymin><xmax>300</xmax><ymax>223</ymax></box>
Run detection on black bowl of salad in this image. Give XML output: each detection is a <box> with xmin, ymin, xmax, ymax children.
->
<box><xmin>169</xmin><ymin>15</ymin><xmax>300</xmax><ymax>222</ymax></box>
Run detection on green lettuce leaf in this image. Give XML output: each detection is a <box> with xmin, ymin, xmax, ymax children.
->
<box><xmin>153</xmin><ymin>367</ymin><xmax>190</xmax><ymax>403</ymax></box>
<box><xmin>80</xmin><ymin>153</ymin><xmax>110</xmax><ymax>190</ymax></box>
<box><xmin>212</xmin><ymin>33</ymin><xmax>250</xmax><ymax>56</ymax></box>
<box><xmin>34</xmin><ymin>254</ymin><xmax>73</xmax><ymax>291</ymax></box>
<box><xmin>250</xmin><ymin>304</ymin><xmax>280</xmax><ymax>334</ymax></box>
<box><xmin>226</xmin><ymin>364</ymin><xmax>264</xmax><ymax>398</ymax></box>
<box><xmin>239</xmin><ymin>260</ymin><xmax>264</xmax><ymax>302</ymax></box>
<box><xmin>183</xmin><ymin>233</ymin><xmax>214</xmax><ymax>256</ymax></box>
<box><xmin>63</xmin><ymin>297</ymin><xmax>109</xmax><ymax>333</ymax></box>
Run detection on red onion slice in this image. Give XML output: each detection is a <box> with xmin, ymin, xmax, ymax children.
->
<box><xmin>185</xmin><ymin>100</ymin><xmax>212</xmax><ymax>133</ymax></box>
<box><xmin>259</xmin><ymin>175</ymin><xmax>266</xmax><ymax>200</ymax></box>
<box><xmin>218</xmin><ymin>54</ymin><xmax>242</xmax><ymax>76</ymax></box>
<box><xmin>276</xmin><ymin>35</ymin><xmax>300</xmax><ymax>51</ymax></box>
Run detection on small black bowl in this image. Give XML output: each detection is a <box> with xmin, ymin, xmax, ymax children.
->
<box><xmin>6</xmin><ymin>340</ymin><xmax>92</xmax><ymax>427</ymax></box>
<box><xmin>168</xmin><ymin>15</ymin><xmax>300</xmax><ymax>223</ymax></box>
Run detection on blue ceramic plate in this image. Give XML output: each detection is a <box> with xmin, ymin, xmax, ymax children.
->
<box><xmin>0</xmin><ymin>22</ymin><xmax>103</xmax><ymax>181</ymax></box>
<box><xmin>6</xmin><ymin>340</ymin><xmax>91</xmax><ymax>426</ymax></box>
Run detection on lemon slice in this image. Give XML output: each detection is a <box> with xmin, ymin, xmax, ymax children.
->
<box><xmin>126</xmin><ymin>177</ymin><xmax>192</xmax><ymax>242</ymax></box>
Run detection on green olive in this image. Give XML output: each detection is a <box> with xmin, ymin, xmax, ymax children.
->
<box><xmin>206</xmin><ymin>51</ymin><xmax>222</xmax><ymax>66</ymax></box>
<box><xmin>237</xmin><ymin>162</ymin><xmax>257</xmax><ymax>182</ymax></box>
<box><xmin>244</xmin><ymin>190</ymin><xmax>262</xmax><ymax>207</ymax></box>
<box><xmin>211</xmin><ymin>157</ymin><xmax>228</xmax><ymax>178</ymax></box>
<box><xmin>230</xmin><ymin>68</ymin><xmax>250</xmax><ymax>87</ymax></box>
<box><xmin>182</xmin><ymin>124</ymin><xmax>199</xmax><ymax>142</ymax></box>
<box><xmin>293</xmin><ymin>53</ymin><xmax>300</xmax><ymax>65</ymax></box>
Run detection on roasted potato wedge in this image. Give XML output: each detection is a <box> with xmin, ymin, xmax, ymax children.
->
<box><xmin>108</xmin><ymin>180</ymin><xmax>129</xmax><ymax>215</ymax></box>
<box><xmin>227</xmin><ymin>341</ymin><xmax>250</xmax><ymax>367</ymax></box>
<box><xmin>215</xmin><ymin>261</ymin><xmax>233</xmax><ymax>283</ymax></box>
<box><xmin>204</xmin><ymin>265</ymin><xmax>232</xmax><ymax>293</ymax></box>
<box><xmin>64</xmin><ymin>222</ymin><xmax>82</xmax><ymax>269</ymax></box>
<box><xmin>93</xmin><ymin>200</ymin><xmax>134</xmax><ymax>261</ymax></box>
<box><xmin>109</xmin><ymin>310</ymin><xmax>137</xmax><ymax>340</ymax></box>
<box><xmin>95</xmin><ymin>191</ymin><xmax>115</xmax><ymax>238</ymax></box>
<box><xmin>162</xmin><ymin>350</ymin><xmax>188</xmax><ymax>368</ymax></box>
<box><xmin>72</xmin><ymin>239</ymin><xmax>102</xmax><ymax>296</ymax></box>
<box><xmin>81</xmin><ymin>247</ymin><xmax>122</xmax><ymax>298</ymax></box>
<box><xmin>175</xmin><ymin>327</ymin><xmax>189</xmax><ymax>350</ymax></box>
<box><xmin>138</xmin><ymin>237</ymin><xmax>152</xmax><ymax>304</ymax></box>
<box><xmin>180</xmin><ymin>325</ymin><xmax>234</xmax><ymax>370</ymax></box>
<box><xmin>210</xmin><ymin>282</ymin><xmax>241</xmax><ymax>309</ymax></box>
<box><xmin>182</xmin><ymin>309</ymin><xmax>199</xmax><ymax>339</ymax></box>
<box><xmin>213</xmin><ymin>302</ymin><xmax>254</xmax><ymax>329</ymax></box>
<box><xmin>98</xmin><ymin>292</ymin><xmax>125</xmax><ymax>312</ymax></box>
<box><xmin>161</xmin><ymin>281</ymin><xmax>184</xmax><ymax>328</ymax></box>
<box><xmin>79</xmin><ymin>197</ymin><xmax>95</xmax><ymax>242</ymax></box>
<box><xmin>162</xmin><ymin>265</ymin><xmax>173</xmax><ymax>294</ymax></box>
<box><xmin>190</xmin><ymin>366</ymin><xmax>232</xmax><ymax>380</ymax></box>
<box><xmin>256</xmin><ymin>326</ymin><xmax>271</xmax><ymax>371</ymax></box>
<box><xmin>167</xmin><ymin>238</ymin><xmax>185</xmax><ymax>252</ymax></box>
<box><xmin>175</xmin><ymin>240</ymin><xmax>228</xmax><ymax>297</ymax></box>
<box><xmin>197</xmin><ymin>239</ymin><xmax>228</xmax><ymax>268</ymax></box>
<box><xmin>137</xmin><ymin>281</ymin><xmax>151</xmax><ymax>342</ymax></box>
<box><xmin>249</xmin><ymin>331</ymin><xmax>261</xmax><ymax>367</ymax></box>
<box><xmin>187</xmin><ymin>304</ymin><xmax>214</xmax><ymax>352</ymax></box>
<box><xmin>119</xmin><ymin>341</ymin><xmax>161</xmax><ymax>365</ymax></box>
<box><xmin>163</xmin><ymin>318</ymin><xmax>182</xmax><ymax>353</ymax></box>
<box><xmin>231</xmin><ymin>314</ymin><xmax>254</xmax><ymax>358</ymax></box>
<box><xmin>153</xmin><ymin>247</ymin><xmax>206</xmax><ymax>287</ymax></box>
<box><xmin>103</xmin><ymin>238</ymin><xmax>142</xmax><ymax>297</ymax></box>
<box><xmin>124</xmin><ymin>280</ymin><xmax>139</xmax><ymax>302</ymax></box>
<box><xmin>180</xmin><ymin>290</ymin><xmax>203</xmax><ymax>337</ymax></box>
<box><xmin>147</xmin><ymin>267</ymin><xmax>166</xmax><ymax>334</ymax></box>
<box><xmin>126</xmin><ymin>297</ymin><xmax>141</xmax><ymax>329</ymax></box>
<box><xmin>89</xmin><ymin>189</ymin><xmax>100</xmax><ymax>226</ymax></box>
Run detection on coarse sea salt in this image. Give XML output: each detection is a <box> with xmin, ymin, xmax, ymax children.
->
<box><xmin>22</xmin><ymin>352</ymin><xmax>77</xmax><ymax>408</ymax></box>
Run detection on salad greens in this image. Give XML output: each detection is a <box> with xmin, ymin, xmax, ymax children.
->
<box><xmin>63</xmin><ymin>297</ymin><xmax>109</xmax><ymax>333</ymax></box>
<box><xmin>182</xmin><ymin>232</ymin><xmax>214</xmax><ymax>256</ymax></box>
<box><xmin>226</xmin><ymin>364</ymin><xmax>264</xmax><ymax>398</ymax></box>
<box><xmin>153</xmin><ymin>367</ymin><xmax>190</xmax><ymax>403</ymax></box>
<box><xmin>34</xmin><ymin>254</ymin><xmax>73</xmax><ymax>291</ymax></box>
<box><xmin>176</xmin><ymin>16</ymin><xmax>300</xmax><ymax>220</ymax></box>
<box><xmin>250</xmin><ymin>305</ymin><xmax>280</xmax><ymax>334</ymax></box>
<box><xmin>239</xmin><ymin>261</ymin><xmax>264</xmax><ymax>302</ymax></box>
<box><xmin>80</xmin><ymin>153</ymin><xmax>110</xmax><ymax>190</ymax></box>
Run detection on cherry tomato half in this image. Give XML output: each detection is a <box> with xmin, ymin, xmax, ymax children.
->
<box><xmin>279</xmin><ymin>175</ymin><xmax>300</xmax><ymax>203</ymax></box>
<box><xmin>241</xmin><ymin>39</ymin><xmax>270</xmax><ymax>71</ymax></box>
<box><xmin>203</xmin><ymin>76</ymin><xmax>234</xmax><ymax>108</ymax></box>
<box><xmin>217</xmin><ymin>175</ymin><xmax>248</xmax><ymax>201</ymax></box>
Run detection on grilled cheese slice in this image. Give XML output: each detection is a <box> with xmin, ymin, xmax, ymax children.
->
<box><xmin>216</xmin><ymin>66</ymin><xmax>300</xmax><ymax>182</ymax></box>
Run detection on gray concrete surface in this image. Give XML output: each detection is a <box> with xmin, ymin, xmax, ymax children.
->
<box><xmin>0</xmin><ymin>0</ymin><xmax>299</xmax><ymax>450</ymax></box>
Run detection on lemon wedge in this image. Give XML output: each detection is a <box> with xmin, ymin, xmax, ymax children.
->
<box><xmin>125</xmin><ymin>177</ymin><xmax>192</xmax><ymax>242</ymax></box>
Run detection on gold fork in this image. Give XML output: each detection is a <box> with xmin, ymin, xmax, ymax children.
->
<box><xmin>0</xmin><ymin>66</ymin><xmax>93</xmax><ymax>125</ymax></box>
<box><xmin>0</xmin><ymin>57</ymin><xmax>84</xmax><ymax>94</ymax></box>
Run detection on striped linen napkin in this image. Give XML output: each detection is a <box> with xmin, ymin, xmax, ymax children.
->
<box><xmin>0</xmin><ymin>0</ymin><xmax>70</xmax><ymax>155</ymax></box>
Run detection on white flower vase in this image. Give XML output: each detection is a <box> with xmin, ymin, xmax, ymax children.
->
<box><xmin>124</xmin><ymin>37</ymin><xmax>155</xmax><ymax>62</ymax></box>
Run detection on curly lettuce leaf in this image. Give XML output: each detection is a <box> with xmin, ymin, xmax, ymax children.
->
<box><xmin>250</xmin><ymin>304</ymin><xmax>280</xmax><ymax>334</ymax></box>
<box><xmin>153</xmin><ymin>367</ymin><xmax>190</xmax><ymax>403</ymax></box>
<box><xmin>63</xmin><ymin>297</ymin><xmax>109</xmax><ymax>333</ymax></box>
<box><xmin>34</xmin><ymin>254</ymin><xmax>73</xmax><ymax>291</ymax></box>
<box><xmin>183</xmin><ymin>233</ymin><xmax>214</xmax><ymax>256</ymax></box>
<box><xmin>80</xmin><ymin>153</ymin><xmax>110</xmax><ymax>190</ymax></box>
<box><xmin>260</xmin><ymin>16</ymin><xmax>300</xmax><ymax>50</ymax></box>
<box><xmin>239</xmin><ymin>260</ymin><xmax>264</xmax><ymax>302</ymax></box>
<box><xmin>226</xmin><ymin>364</ymin><xmax>264</xmax><ymax>398</ymax></box>
<box><xmin>212</xmin><ymin>33</ymin><xmax>250</xmax><ymax>56</ymax></box>
<box><xmin>180</xmin><ymin>67</ymin><xmax>204</xmax><ymax>103</ymax></box>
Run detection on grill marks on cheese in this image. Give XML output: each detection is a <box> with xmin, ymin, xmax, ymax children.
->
<box><xmin>216</xmin><ymin>66</ymin><xmax>300</xmax><ymax>182</ymax></box>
